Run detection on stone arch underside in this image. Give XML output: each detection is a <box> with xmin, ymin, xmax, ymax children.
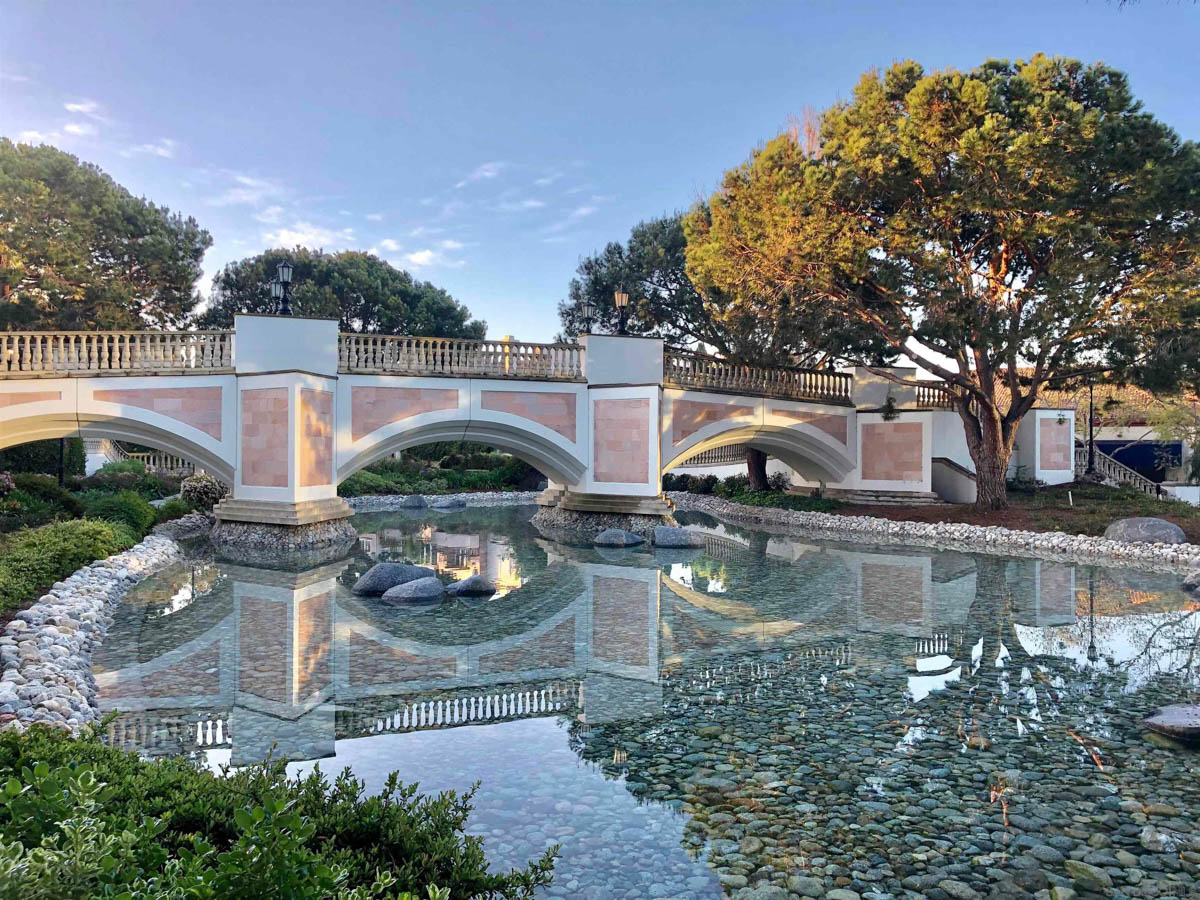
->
<box><xmin>0</xmin><ymin>410</ymin><xmax>235</xmax><ymax>482</ymax></box>
<box><xmin>337</xmin><ymin>418</ymin><xmax>588</xmax><ymax>486</ymax></box>
<box><xmin>664</xmin><ymin>424</ymin><xmax>854</xmax><ymax>484</ymax></box>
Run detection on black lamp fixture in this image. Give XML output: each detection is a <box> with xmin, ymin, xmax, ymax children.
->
<box><xmin>1085</xmin><ymin>568</ymin><xmax>1099</xmax><ymax>665</ymax></box>
<box><xmin>581</xmin><ymin>298</ymin><xmax>596</xmax><ymax>334</ymax></box>
<box><xmin>275</xmin><ymin>259</ymin><xmax>294</xmax><ymax>316</ymax></box>
<box><xmin>613</xmin><ymin>289</ymin><xmax>630</xmax><ymax>335</ymax></box>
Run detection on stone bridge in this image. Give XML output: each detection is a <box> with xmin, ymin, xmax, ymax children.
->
<box><xmin>0</xmin><ymin>315</ymin><xmax>1076</xmax><ymax>525</ymax></box>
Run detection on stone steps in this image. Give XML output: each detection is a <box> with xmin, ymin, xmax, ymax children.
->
<box><xmin>824</xmin><ymin>489</ymin><xmax>951</xmax><ymax>507</ymax></box>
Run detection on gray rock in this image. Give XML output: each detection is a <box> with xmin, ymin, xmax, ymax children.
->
<box><xmin>1063</xmin><ymin>860</ymin><xmax>1112</xmax><ymax>892</ymax></box>
<box><xmin>652</xmin><ymin>525</ymin><xmax>705</xmax><ymax>548</ymax></box>
<box><xmin>399</xmin><ymin>494</ymin><xmax>429</xmax><ymax>509</ymax></box>
<box><xmin>352</xmin><ymin>563</ymin><xmax>436</xmax><ymax>595</ymax></box>
<box><xmin>1103</xmin><ymin>517</ymin><xmax>1186</xmax><ymax>544</ymax></box>
<box><xmin>593</xmin><ymin>528</ymin><xmax>645</xmax><ymax>547</ymax></box>
<box><xmin>1183</xmin><ymin>570</ymin><xmax>1200</xmax><ymax>595</ymax></box>
<box><xmin>1144</xmin><ymin>705</ymin><xmax>1200</xmax><ymax>743</ymax></box>
<box><xmin>786</xmin><ymin>875</ymin><xmax>826</xmax><ymax>897</ymax></box>
<box><xmin>381</xmin><ymin>576</ymin><xmax>445</xmax><ymax>602</ymax></box>
<box><xmin>445</xmin><ymin>573</ymin><xmax>496</xmax><ymax>596</ymax></box>
<box><xmin>431</xmin><ymin>496</ymin><xmax>466</xmax><ymax>510</ymax></box>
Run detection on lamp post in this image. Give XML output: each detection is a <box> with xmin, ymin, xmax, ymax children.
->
<box><xmin>1086</xmin><ymin>568</ymin><xmax>1099</xmax><ymax>665</ymax></box>
<box><xmin>613</xmin><ymin>289</ymin><xmax>630</xmax><ymax>335</ymax></box>
<box><xmin>581</xmin><ymin>298</ymin><xmax>596</xmax><ymax>334</ymax></box>
<box><xmin>274</xmin><ymin>260</ymin><xmax>294</xmax><ymax>316</ymax></box>
<box><xmin>1087</xmin><ymin>381</ymin><xmax>1096</xmax><ymax>475</ymax></box>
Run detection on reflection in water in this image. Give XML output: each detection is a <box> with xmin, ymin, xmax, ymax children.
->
<box><xmin>93</xmin><ymin>506</ymin><xmax>1200</xmax><ymax>898</ymax></box>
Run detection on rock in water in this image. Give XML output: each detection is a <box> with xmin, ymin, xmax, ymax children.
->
<box><xmin>593</xmin><ymin>528</ymin><xmax>646</xmax><ymax>547</ymax></box>
<box><xmin>399</xmin><ymin>494</ymin><xmax>429</xmax><ymax>509</ymax></box>
<box><xmin>352</xmin><ymin>563</ymin><xmax>436</xmax><ymax>595</ymax></box>
<box><xmin>653</xmin><ymin>525</ymin><xmax>705</xmax><ymax>548</ymax></box>
<box><xmin>446</xmin><ymin>573</ymin><xmax>495</xmax><ymax>596</ymax></box>
<box><xmin>1144</xmin><ymin>705</ymin><xmax>1200</xmax><ymax>743</ymax></box>
<box><xmin>1183</xmin><ymin>570</ymin><xmax>1200</xmax><ymax>595</ymax></box>
<box><xmin>431</xmin><ymin>496</ymin><xmax>466</xmax><ymax>510</ymax></box>
<box><xmin>1103</xmin><ymin>517</ymin><xmax>1186</xmax><ymax>544</ymax></box>
<box><xmin>382</xmin><ymin>576</ymin><xmax>445</xmax><ymax>602</ymax></box>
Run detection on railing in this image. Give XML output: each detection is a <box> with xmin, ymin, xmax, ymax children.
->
<box><xmin>339</xmin><ymin>334</ymin><xmax>584</xmax><ymax>380</ymax></box>
<box><xmin>0</xmin><ymin>331</ymin><xmax>233</xmax><ymax>376</ymax></box>
<box><xmin>1075</xmin><ymin>442</ymin><xmax>1163</xmax><ymax>498</ymax></box>
<box><xmin>663</xmin><ymin>351</ymin><xmax>852</xmax><ymax>404</ymax></box>
<box><xmin>916</xmin><ymin>382</ymin><xmax>957</xmax><ymax>408</ymax></box>
<box><xmin>676</xmin><ymin>443</ymin><xmax>750</xmax><ymax>467</ymax></box>
<box><xmin>96</xmin><ymin>440</ymin><xmax>195</xmax><ymax>476</ymax></box>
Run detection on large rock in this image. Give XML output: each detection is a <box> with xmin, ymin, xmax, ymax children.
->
<box><xmin>445</xmin><ymin>573</ymin><xmax>495</xmax><ymax>596</ymax></box>
<box><xmin>382</xmin><ymin>576</ymin><xmax>445</xmax><ymax>602</ymax></box>
<box><xmin>653</xmin><ymin>525</ymin><xmax>705</xmax><ymax>548</ymax></box>
<box><xmin>399</xmin><ymin>494</ymin><xmax>429</xmax><ymax>509</ymax></box>
<box><xmin>431</xmin><ymin>496</ymin><xmax>466</xmax><ymax>510</ymax></box>
<box><xmin>1063</xmin><ymin>860</ymin><xmax>1112</xmax><ymax>892</ymax></box>
<box><xmin>352</xmin><ymin>562</ymin><xmax>436</xmax><ymax>595</ymax></box>
<box><xmin>593</xmin><ymin>528</ymin><xmax>645</xmax><ymax>547</ymax></box>
<box><xmin>1103</xmin><ymin>517</ymin><xmax>1186</xmax><ymax>544</ymax></box>
<box><xmin>1183</xmin><ymin>571</ymin><xmax>1200</xmax><ymax>595</ymax></box>
<box><xmin>1144</xmin><ymin>705</ymin><xmax>1200</xmax><ymax>744</ymax></box>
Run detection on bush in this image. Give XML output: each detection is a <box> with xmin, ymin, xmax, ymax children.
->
<box><xmin>11</xmin><ymin>474</ymin><xmax>85</xmax><ymax>517</ymax></box>
<box><xmin>0</xmin><ymin>472</ymin><xmax>13</xmax><ymax>497</ymax></box>
<box><xmin>0</xmin><ymin>727</ymin><xmax>555</xmax><ymax>898</ymax></box>
<box><xmin>68</xmin><ymin>470</ymin><xmax>180</xmax><ymax>501</ymax></box>
<box><xmin>155</xmin><ymin>497</ymin><xmax>193</xmax><ymax>523</ymax></box>
<box><xmin>0</xmin><ymin>519</ymin><xmax>137</xmax><ymax>615</ymax></box>
<box><xmin>96</xmin><ymin>458</ymin><xmax>146</xmax><ymax>475</ymax></box>
<box><xmin>180</xmin><ymin>473</ymin><xmax>228</xmax><ymax>510</ymax></box>
<box><xmin>84</xmin><ymin>490</ymin><xmax>157</xmax><ymax>537</ymax></box>
<box><xmin>0</xmin><ymin>438</ymin><xmax>85</xmax><ymax>478</ymax></box>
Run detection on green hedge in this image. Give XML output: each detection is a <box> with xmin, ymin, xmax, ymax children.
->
<box><xmin>83</xmin><ymin>490</ymin><xmax>157</xmax><ymax>538</ymax></box>
<box><xmin>0</xmin><ymin>438</ymin><xmax>85</xmax><ymax>478</ymax></box>
<box><xmin>0</xmin><ymin>519</ymin><xmax>138</xmax><ymax>616</ymax></box>
<box><xmin>0</xmin><ymin>727</ymin><xmax>555</xmax><ymax>898</ymax></box>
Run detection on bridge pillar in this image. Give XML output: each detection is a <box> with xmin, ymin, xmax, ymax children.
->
<box><xmin>212</xmin><ymin>315</ymin><xmax>356</xmax><ymax>550</ymax></box>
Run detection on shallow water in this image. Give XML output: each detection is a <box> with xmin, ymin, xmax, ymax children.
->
<box><xmin>94</xmin><ymin>506</ymin><xmax>1200</xmax><ymax>898</ymax></box>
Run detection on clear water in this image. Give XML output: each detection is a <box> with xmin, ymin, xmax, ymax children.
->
<box><xmin>94</xmin><ymin>506</ymin><xmax>1200</xmax><ymax>898</ymax></box>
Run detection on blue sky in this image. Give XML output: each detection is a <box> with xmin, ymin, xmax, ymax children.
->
<box><xmin>2</xmin><ymin>1</ymin><xmax>1198</xmax><ymax>342</ymax></box>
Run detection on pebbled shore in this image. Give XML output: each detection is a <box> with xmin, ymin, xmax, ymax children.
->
<box><xmin>0</xmin><ymin>534</ymin><xmax>182</xmax><ymax>733</ymax></box>
<box><xmin>346</xmin><ymin>490</ymin><xmax>541</xmax><ymax>511</ymax></box>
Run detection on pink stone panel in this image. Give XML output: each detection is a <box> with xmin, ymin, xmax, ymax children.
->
<box><xmin>480</xmin><ymin>390</ymin><xmax>576</xmax><ymax>441</ymax></box>
<box><xmin>594</xmin><ymin>398</ymin><xmax>650</xmax><ymax>483</ymax></box>
<box><xmin>299</xmin><ymin>388</ymin><xmax>333</xmax><ymax>487</ymax></box>
<box><xmin>93</xmin><ymin>386</ymin><xmax>223</xmax><ymax>439</ymax></box>
<box><xmin>295</xmin><ymin>591</ymin><xmax>332</xmax><ymax>699</ymax></box>
<box><xmin>351</xmin><ymin>386</ymin><xmax>459</xmax><ymax>441</ymax></box>
<box><xmin>1039</xmin><ymin>418</ymin><xmax>1072</xmax><ymax>471</ymax></box>
<box><xmin>347</xmin><ymin>633</ymin><xmax>456</xmax><ymax>686</ymax></box>
<box><xmin>479</xmin><ymin>617</ymin><xmax>575</xmax><ymax>674</ymax></box>
<box><xmin>1039</xmin><ymin>563</ymin><xmax>1075</xmax><ymax>621</ymax></box>
<box><xmin>593</xmin><ymin>576</ymin><xmax>650</xmax><ymax>667</ymax></box>
<box><xmin>238</xmin><ymin>595</ymin><xmax>289</xmax><ymax>702</ymax></box>
<box><xmin>241</xmin><ymin>388</ymin><xmax>289</xmax><ymax>487</ymax></box>
<box><xmin>0</xmin><ymin>390</ymin><xmax>60</xmax><ymax>408</ymax></box>
<box><xmin>770</xmin><ymin>407</ymin><xmax>848</xmax><ymax>444</ymax></box>
<box><xmin>671</xmin><ymin>398</ymin><xmax>754</xmax><ymax>444</ymax></box>
<box><xmin>861</xmin><ymin>422</ymin><xmax>923</xmax><ymax>482</ymax></box>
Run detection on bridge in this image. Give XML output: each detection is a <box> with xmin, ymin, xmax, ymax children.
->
<box><xmin>0</xmin><ymin>315</ymin><xmax>1076</xmax><ymax>526</ymax></box>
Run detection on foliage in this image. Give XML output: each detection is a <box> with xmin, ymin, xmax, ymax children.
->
<box><xmin>0</xmin><ymin>519</ymin><xmax>137</xmax><ymax>615</ymax></box>
<box><xmin>83</xmin><ymin>490</ymin><xmax>157</xmax><ymax>537</ymax></box>
<box><xmin>196</xmin><ymin>247</ymin><xmax>486</xmax><ymax>337</ymax></box>
<box><xmin>0</xmin><ymin>140</ymin><xmax>211</xmax><ymax>330</ymax></box>
<box><xmin>661</xmin><ymin>472</ymin><xmax>720</xmax><ymax>494</ymax></box>
<box><xmin>11</xmin><ymin>474</ymin><xmax>84</xmax><ymax>517</ymax></box>
<box><xmin>685</xmin><ymin>55</ymin><xmax>1200</xmax><ymax>508</ymax></box>
<box><xmin>0</xmin><ymin>439</ymin><xmax>85</xmax><ymax>478</ymax></box>
<box><xmin>96</xmin><ymin>458</ymin><xmax>146</xmax><ymax>475</ymax></box>
<box><xmin>180</xmin><ymin>473</ymin><xmax>228</xmax><ymax>510</ymax></box>
<box><xmin>663</xmin><ymin>471</ymin><xmax>840</xmax><ymax>512</ymax></box>
<box><xmin>338</xmin><ymin>455</ymin><xmax>536</xmax><ymax>497</ymax></box>
<box><xmin>154</xmin><ymin>497</ymin><xmax>193</xmax><ymax>524</ymax></box>
<box><xmin>69</xmin><ymin>470</ymin><xmax>181</xmax><ymax>502</ymax></box>
<box><xmin>0</xmin><ymin>727</ymin><xmax>555</xmax><ymax>898</ymax></box>
<box><xmin>0</xmin><ymin>473</ymin><xmax>13</xmax><ymax>497</ymax></box>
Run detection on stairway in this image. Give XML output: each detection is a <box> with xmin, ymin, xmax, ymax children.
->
<box><xmin>823</xmin><ymin>489</ymin><xmax>950</xmax><ymax>507</ymax></box>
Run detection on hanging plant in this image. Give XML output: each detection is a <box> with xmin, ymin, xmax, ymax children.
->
<box><xmin>881</xmin><ymin>396</ymin><xmax>900</xmax><ymax>421</ymax></box>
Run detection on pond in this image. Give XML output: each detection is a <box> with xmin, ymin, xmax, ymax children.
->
<box><xmin>92</xmin><ymin>505</ymin><xmax>1200</xmax><ymax>899</ymax></box>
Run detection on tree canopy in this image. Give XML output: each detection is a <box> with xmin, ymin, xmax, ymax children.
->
<box><xmin>685</xmin><ymin>55</ymin><xmax>1200</xmax><ymax>507</ymax></box>
<box><xmin>0</xmin><ymin>140</ymin><xmax>211</xmax><ymax>330</ymax></box>
<box><xmin>196</xmin><ymin>248</ymin><xmax>486</xmax><ymax>337</ymax></box>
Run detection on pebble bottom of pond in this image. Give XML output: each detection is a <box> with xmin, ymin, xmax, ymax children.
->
<box><xmin>93</xmin><ymin>505</ymin><xmax>1200</xmax><ymax>899</ymax></box>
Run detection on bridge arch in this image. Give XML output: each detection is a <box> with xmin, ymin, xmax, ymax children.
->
<box><xmin>664</xmin><ymin>425</ymin><xmax>855</xmax><ymax>484</ymax></box>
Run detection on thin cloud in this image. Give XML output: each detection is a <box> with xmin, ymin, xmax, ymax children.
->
<box><xmin>496</xmin><ymin>198</ymin><xmax>546</xmax><ymax>212</ymax></box>
<box><xmin>124</xmin><ymin>138</ymin><xmax>177</xmax><ymax>158</ymax></box>
<box><xmin>209</xmin><ymin>174</ymin><xmax>284</xmax><ymax>207</ymax></box>
<box><xmin>543</xmin><ymin>204</ymin><xmax>597</xmax><ymax>234</ymax></box>
<box><xmin>263</xmin><ymin>221</ymin><xmax>355</xmax><ymax>248</ymax></box>
<box><xmin>380</xmin><ymin>238</ymin><xmax>401</xmax><ymax>251</ymax></box>
<box><xmin>254</xmin><ymin>205</ymin><xmax>284</xmax><ymax>224</ymax></box>
<box><xmin>408</xmin><ymin>225</ymin><xmax>444</xmax><ymax>237</ymax></box>
<box><xmin>403</xmin><ymin>245</ymin><xmax>465</xmax><ymax>269</ymax></box>
<box><xmin>439</xmin><ymin>239</ymin><xmax>464</xmax><ymax>250</ymax></box>
<box><xmin>64</xmin><ymin>122</ymin><xmax>97</xmax><ymax>136</ymax></box>
<box><xmin>366</xmin><ymin>212</ymin><xmax>384</xmax><ymax>222</ymax></box>
<box><xmin>534</xmin><ymin>171</ymin><xmax>562</xmax><ymax>187</ymax></box>
<box><xmin>16</xmin><ymin>129</ymin><xmax>61</xmax><ymax>144</ymax></box>
<box><xmin>454</xmin><ymin>160</ymin><xmax>504</xmax><ymax>189</ymax></box>
<box><xmin>63</xmin><ymin>99</ymin><xmax>109</xmax><ymax>122</ymax></box>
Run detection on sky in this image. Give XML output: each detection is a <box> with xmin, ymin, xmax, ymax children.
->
<box><xmin>2</xmin><ymin>0</ymin><xmax>1199</xmax><ymax>342</ymax></box>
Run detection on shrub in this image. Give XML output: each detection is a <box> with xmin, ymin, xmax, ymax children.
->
<box><xmin>68</xmin><ymin>470</ymin><xmax>181</xmax><ymax>501</ymax></box>
<box><xmin>0</xmin><ymin>490</ymin><xmax>55</xmax><ymax>532</ymax></box>
<box><xmin>155</xmin><ymin>497</ymin><xmax>193</xmax><ymax>523</ymax></box>
<box><xmin>0</xmin><ymin>438</ymin><xmax>85</xmax><ymax>478</ymax></box>
<box><xmin>96</xmin><ymin>458</ymin><xmax>147</xmax><ymax>475</ymax></box>
<box><xmin>0</xmin><ymin>519</ymin><xmax>137</xmax><ymax>615</ymax></box>
<box><xmin>12</xmin><ymin>474</ymin><xmax>85</xmax><ymax>517</ymax></box>
<box><xmin>0</xmin><ymin>727</ymin><xmax>555</xmax><ymax>898</ymax></box>
<box><xmin>84</xmin><ymin>490</ymin><xmax>157</xmax><ymax>537</ymax></box>
<box><xmin>338</xmin><ymin>470</ymin><xmax>396</xmax><ymax>497</ymax></box>
<box><xmin>0</xmin><ymin>472</ymin><xmax>13</xmax><ymax>497</ymax></box>
<box><xmin>180</xmin><ymin>473</ymin><xmax>228</xmax><ymax>510</ymax></box>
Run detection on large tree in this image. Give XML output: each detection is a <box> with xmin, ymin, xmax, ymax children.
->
<box><xmin>558</xmin><ymin>214</ymin><xmax>890</xmax><ymax>487</ymax></box>
<box><xmin>0</xmin><ymin>140</ymin><xmax>211</xmax><ymax>330</ymax></box>
<box><xmin>685</xmin><ymin>55</ymin><xmax>1200</xmax><ymax>508</ymax></box>
<box><xmin>196</xmin><ymin>248</ymin><xmax>486</xmax><ymax>337</ymax></box>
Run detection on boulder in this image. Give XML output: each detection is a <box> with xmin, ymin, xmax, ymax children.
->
<box><xmin>446</xmin><ymin>573</ymin><xmax>496</xmax><ymax>596</ymax></box>
<box><xmin>652</xmin><ymin>525</ymin><xmax>705</xmax><ymax>548</ymax></box>
<box><xmin>382</xmin><ymin>576</ymin><xmax>445</xmax><ymax>602</ymax></box>
<box><xmin>593</xmin><ymin>528</ymin><xmax>645</xmax><ymax>547</ymax></box>
<box><xmin>1183</xmin><ymin>571</ymin><xmax>1200</xmax><ymax>595</ymax></box>
<box><xmin>399</xmin><ymin>494</ymin><xmax>429</xmax><ymax>509</ymax></box>
<box><xmin>1144</xmin><ymin>705</ymin><xmax>1200</xmax><ymax>744</ymax></box>
<box><xmin>352</xmin><ymin>562</ymin><xmax>436</xmax><ymax>595</ymax></box>
<box><xmin>1103</xmin><ymin>517</ymin><xmax>1186</xmax><ymax>544</ymax></box>
<box><xmin>431</xmin><ymin>496</ymin><xmax>467</xmax><ymax>510</ymax></box>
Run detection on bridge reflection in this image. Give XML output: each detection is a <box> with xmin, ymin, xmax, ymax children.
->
<box><xmin>93</xmin><ymin>519</ymin><xmax>1197</xmax><ymax>766</ymax></box>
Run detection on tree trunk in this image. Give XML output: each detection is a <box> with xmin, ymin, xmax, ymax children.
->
<box><xmin>746</xmin><ymin>447</ymin><xmax>769</xmax><ymax>490</ymax></box>
<box><xmin>960</xmin><ymin>403</ymin><xmax>1016</xmax><ymax>511</ymax></box>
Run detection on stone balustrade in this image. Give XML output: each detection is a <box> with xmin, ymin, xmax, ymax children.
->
<box><xmin>663</xmin><ymin>350</ymin><xmax>852</xmax><ymax>404</ymax></box>
<box><xmin>0</xmin><ymin>330</ymin><xmax>233</xmax><ymax>376</ymax></box>
<box><xmin>338</xmin><ymin>333</ymin><xmax>584</xmax><ymax>380</ymax></box>
<box><xmin>915</xmin><ymin>382</ymin><xmax>957</xmax><ymax>408</ymax></box>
